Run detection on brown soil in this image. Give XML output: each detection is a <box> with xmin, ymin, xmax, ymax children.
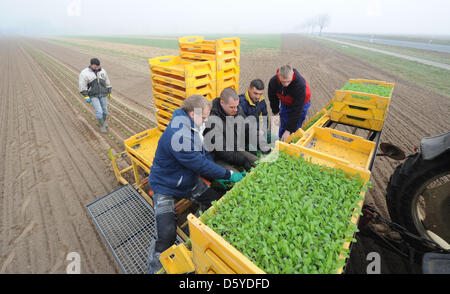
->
<box><xmin>1</xmin><ymin>35</ymin><xmax>448</xmax><ymax>273</ymax></box>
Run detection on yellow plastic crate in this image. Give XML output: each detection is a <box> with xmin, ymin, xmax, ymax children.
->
<box><xmin>152</xmin><ymin>81</ymin><xmax>216</xmax><ymax>101</ymax></box>
<box><xmin>286</xmin><ymin>128</ymin><xmax>309</xmax><ymax>145</ymax></box>
<box><xmin>217</xmin><ymin>66</ymin><xmax>240</xmax><ymax>80</ymax></box>
<box><xmin>187</xmin><ymin>214</ymin><xmax>264</xmax><ymax>274</ymax></box>
<box><xmin>334</xmin><ymin>90</ymin><xmax>391</xmax><ymax>110</ymax></box>
<box><xmin>178</xmin><ymin>36</ymin><xmax>240</xmax><ymax>53</ymax></box>
<box><xmin>124</xmin><ymin>128</ymin><xmax>163</xmax><ymax>172</ymax></box>
<box><xmin>217</xmin><ymin>75</ymin><xmax>239</xmax><ymax>97</ymax></box>
<box><xmin>182</xmin><ymin>141</ymin><xmax>370</xmax><ymax>274</ymax></box>
<box><xmin>153</xmin><ymin>92</ymin><xmax>185</xmax><ymax>107</ymax></box>
<box><xmin>156</xmin><ymin>110</ymin><xmax>172</xmax><ymax>131</ymax></box>
<box><xmin>299</xmin><ymin>126</ymin><xmax>376</xmax><ymax>171</ymax></box>
<box><xmin>151</xmin><ymin>70</ymin><xmax>216</xmax><ymax>89</ymax></box>
<box><xmin>155</xmin><ymin>104</ymin><xmax>174</xmax><ymax>119</ymax></box>
<box><xmin>180</xmin><ymin>50</ymin><xmax>240</xmax><ymax>63</ymax></box>
<box><xmin>154</xmin><ymin>96</ymin><xmax>180</xmax><ymax>113</ymax></box>
<box><xmin>149</xmin><ymin>56</ymin><xmax>216</xmax><ymax>79</ymax></box>
<box><xmin>332</xmin><ymin>100</ymin><xmax>387</xmax><ymax>121</ymax></box>
<box><xmin>330</xmin><ymin>112</ymin><xmax>385</xmax><ymax>131</ymax></box>
<box><xmin>217</xmin><ymin>57</ymin><xmax>239</xmax><ymax>72</ymax></box>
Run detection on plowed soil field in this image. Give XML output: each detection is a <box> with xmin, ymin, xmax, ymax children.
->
<box><xmin>1</xmin><ymin>35</ymin><xmax>448</xmax><ymax>273</ymax></box>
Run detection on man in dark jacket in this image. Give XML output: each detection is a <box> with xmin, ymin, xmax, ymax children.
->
<box><xmin>203</xmin><ymin>88</ymin><xmax>259</xmax><ymax>172</ymax></box>
<box><xmin>239</xmin><ymin>79</ymin><xmax>273</xmax><ymax>153</ymax></box>
<box><xmin>147</xmin><ymin>95</ymin><xmax>244</xmax><ymax>274</ymax></box>
<box><xmin>268</xmin><ymin>65</ymin><xmax>311</xmax><ymax>141</ymax></box>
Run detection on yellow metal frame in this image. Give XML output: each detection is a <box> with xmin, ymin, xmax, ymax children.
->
<box><xmin>160</xmin><ymin>243</ymin><xmax>196</xmax><ymax>274</ymax></box>
<box><xmin>110</xmin><ymin>128</ymin><xmax>192</xmax><ymax>243</ymax></box>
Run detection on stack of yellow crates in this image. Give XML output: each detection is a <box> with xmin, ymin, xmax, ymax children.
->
<box><xmin>330</xmin><ymin>79</ymin><xmax>394</xmax><ymax>132</ymax></box>
<box><xmin>178</xmin><ymin>36</ymin><xmax>240</xmax><ymax>97</ymax></box>
<box><xmin>149</xmin><ymin>56</ymin><xmax>217</xmax><ymax>131</ymax></box>
<box><xmin>149</xmin><ymin>36</ymin><xmax>240</xmax><ymax>131</ymax></box>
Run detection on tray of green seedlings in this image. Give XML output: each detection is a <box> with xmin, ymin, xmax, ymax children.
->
<box><xmin>200</xmin><ymin>151</ymin><xmax>370</xmax><ymax>274</ymax></box>
<box><xmin>340</xmin><ymin>82</ymin><xmax>393</xmax><ymax>98</ymax></box>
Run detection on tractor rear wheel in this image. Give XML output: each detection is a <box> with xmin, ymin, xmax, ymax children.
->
<box><xmin>386</xmin><ymin>150</ymin><xmax>450</xmax><ymax>251</ymax></box>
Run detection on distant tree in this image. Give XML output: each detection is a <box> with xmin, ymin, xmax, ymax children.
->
<box><xmin>316</xmin><ymin>14</ymin><xmax>330</xmax><ymax>36</ymax></box>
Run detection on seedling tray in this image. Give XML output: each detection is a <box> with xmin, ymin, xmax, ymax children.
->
<box><xmin>299</xmin><ymin>127</ymin><xmax>376</xmax><ymax>171</ymax></box>
<box><xmin>192</xmin><ymin>142</ymin><xmax>370</xmax><ymax>274</ymax></box>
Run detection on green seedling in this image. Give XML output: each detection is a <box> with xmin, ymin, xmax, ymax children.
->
<box><xmin>341</xmin><ymin>82</ymin><xmax>392</xmax><ymax>97</ymax></box>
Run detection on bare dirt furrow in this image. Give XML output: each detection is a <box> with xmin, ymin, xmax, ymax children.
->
<box><xmin>0</xmin><ymin>38</ymin><xmax>120</xmax><ymax>273</ymax></box>
<box><xmin>18</xmin><ymin>44</ymin><xmax>120</xmax><ymax>273</ymax></box>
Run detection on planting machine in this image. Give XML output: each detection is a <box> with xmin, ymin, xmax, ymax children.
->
<box><xmin>86</xmin><ymin>36</ymin><xmax>450</xmax><ymax>274</ymax></box>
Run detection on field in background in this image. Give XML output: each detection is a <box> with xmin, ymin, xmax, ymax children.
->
<box><xmin>61</xmin><ymin>34</ymin><xmax>282</xmax><ymax>54</ymax></box>
<box><xmin>312</xmin><ymin>36</ymin><xmax>450</xmax><ymax>97</ymax></box>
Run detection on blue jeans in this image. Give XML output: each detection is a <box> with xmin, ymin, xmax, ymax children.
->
<box><xmin>91</xmin><ymin>96</ymin><xmax>108</xmax><ymax>119</ymax></box>
<box><xmin>279</xmin><ymin>101</ymin><xmax>311</xmax><ymax>138</ymax></box>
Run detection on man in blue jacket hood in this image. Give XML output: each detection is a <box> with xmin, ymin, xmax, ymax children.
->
<box><xmin>147</xmin><ymin>95</ymin><xmax>244</xmax><ymax>274</ymax></box>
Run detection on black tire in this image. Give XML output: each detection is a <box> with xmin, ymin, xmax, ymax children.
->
<box><xmin>386</xmin><ymin>150</ymin><xmax>450</xmax><ymax>251</ymax></box>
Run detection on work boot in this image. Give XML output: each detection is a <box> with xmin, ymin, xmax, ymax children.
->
<box><xmin>103</xmin><ymin>114</ymin><xmax>108</xmax><ymax>128</ymax></box>
<box><xmin>146</xmin><ymin>240</ymin><xmax>163</xmax><ymax>274</ymax></box>
<box><xmin>98</xmin><ymin>118</ymin><xmax>107</xmax><ymax>134</ymax></box>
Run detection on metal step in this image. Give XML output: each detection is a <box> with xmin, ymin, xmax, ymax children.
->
<box><xmin>87</xmin><ymin>184</ymin><xmax>183</xmax><ymax>274</ymax></box>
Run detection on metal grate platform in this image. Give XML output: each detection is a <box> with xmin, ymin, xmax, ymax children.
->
<box><xmin>87</xmin><ymin>184</ymin><xmax>183</xmax><ymax>274</ymax></box>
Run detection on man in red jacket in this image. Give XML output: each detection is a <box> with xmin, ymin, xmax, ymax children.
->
<box><xmin>268</xmin><ymin>65</ymin><xmax>311</xmax><ymax>141</ymax></box>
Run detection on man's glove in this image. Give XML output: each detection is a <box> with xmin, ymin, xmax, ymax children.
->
<box><xmin>84</xmin><ymin>96</ymin><xmax>91</xmax><ymax>103</ymax></box>
<box><xmin>229</xmin><ymin>171</ymin><xmax>244</xmax><ymax>183</ymax></box>
<box><xmin>107</xmin><ymin>93</ymin><xmax>111</xmax><ymax>98</ymax></box>
<box><xmin>243</xmin><ymin>160</ymin><xmax>253</xmax><ymax>172</ymax></box>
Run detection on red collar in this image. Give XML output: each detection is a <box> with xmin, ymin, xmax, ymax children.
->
<box><xmin>276</xmin><ymin>69</ymin><xmax>296</xmax><ymax>86</ymax></box>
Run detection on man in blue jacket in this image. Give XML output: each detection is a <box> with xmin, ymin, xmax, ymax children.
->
<box><xmin>239</xmin><ymin>79</ymin><xmax>273</xmax><ymax>153</ymax></box>
<box><xmin>147</xmin><ymin>95</ymin><xmax>244</xmax><ymax>274</ymax></box>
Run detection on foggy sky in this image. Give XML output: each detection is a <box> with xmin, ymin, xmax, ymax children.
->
<box><xmin>1</xmin><ymin>0</ymin><xmax>449</xmax><ymax>36</ymax></box>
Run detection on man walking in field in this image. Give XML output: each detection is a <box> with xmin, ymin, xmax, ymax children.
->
<box><xmin>268</xmin><ymin>65</ymin><xmax>311</xmax><ymax>142</ymax></box>
<box><xmin>79</xmin><ymin>58</ymin><xmax>112</xmax><ymax>133</ymax></box>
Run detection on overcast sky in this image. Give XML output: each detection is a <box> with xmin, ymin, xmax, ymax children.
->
<box><xmin>1</xmin><ymin>0</ymin><xmax>449</xmax><ymax>36</ymax></box>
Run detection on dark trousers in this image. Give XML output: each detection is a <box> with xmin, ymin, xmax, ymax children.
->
<box><xmin>147</xmin><ymin>178</ymin><xmax>221</xmax><ymax>273</ymax></box>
